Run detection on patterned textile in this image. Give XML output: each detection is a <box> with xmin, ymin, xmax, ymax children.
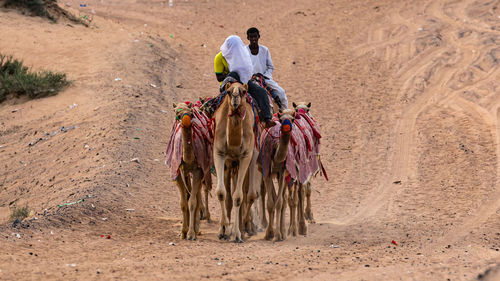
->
<box><xmin>259</xmin><ymin>110</ymin><xmax>325</xmax><ymax>185</ymax></box>
<box><xmin>165</xmin><ymin>108</ymin><xmax>213</xmax><ymax>180</ymax></box>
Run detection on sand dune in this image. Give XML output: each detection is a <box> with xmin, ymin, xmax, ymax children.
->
<box><xmin>0</xmin><ymin>0</ymin><xmax>499</xmax><ymax>280</ymax></box>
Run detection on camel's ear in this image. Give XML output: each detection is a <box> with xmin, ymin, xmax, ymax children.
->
<box><xmin>307</xmin><ymin>102</ymin><xmax>311</xmax><ymax>108</ymax></box>
<box><xmin>172</xmin><ymin>103</ymin><xmax>177</xmax><ymax>109</ymax></box>
<box><xmin>243</xmin><ymin>83</ymin><xmax>248</xmax><ymax>91</ymax></box>
<box><xmin>225</xmin><ymin>82</ymin><xmax>232</xmax><ymax>92</ymax></box>
<box><xmin>292</xmin><ymin>111</ymin><xmax>296</xmax><ymax>118</ymax></box>
<box><xmin>187</xmin><ymin>103</ymin><xmax>193</xmax><ymax>108</ymax></box>
<box><xmin>292</xmin><ymin>102</ymin><xmax>297</xmax><ymax>109</ymax></box>
<box><xmin>279</xmin><ymin>109</ymin><xmax>283</xmax><ymax>114</ymax></box>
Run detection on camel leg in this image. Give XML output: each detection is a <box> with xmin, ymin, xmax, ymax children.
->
<box><xmin>240</xmin><ymin>173</ymin><xmax>249</xmax><ymax>235</ymax></box>
<box><xmin>195</xmin><ymin>184</ymin><xmax>202</xmax><ymax>235</ymax></box>
<box><xmin>264</xmin><ymin>176</ymin><xmax>276</xmax><ymax>240</ymax></box>
<box><xmin>230</xmin><ymin>153</ymin><xmax>252</xmax><ymax>243</ymax></box>
<box><xmin>225</xmin><ymin>166</ymin><xmax>233</xmax><ymax>223</ymax></box>
<box><xmin>175</xmin><ymin>177</ymin><xmax>189</xmax><ymax>239</ymax></box>
<box><xmin>244</xmin><ymin>152</ymin><xmax>259</xmax><ymax>236</ymax></box>
<box><xmin>259</xmin><ymin>179</ymin><xmax>268</xmax><ymax>229</ymax></box>
<box><xmin>274</xmin><ymin>172</ymin><xmax>287</xmax><ymax>241</ymax></box>
<box><xmin>305</xmin><ymin>182</ymin><xmax>315</xmax><ymax>224</ymax></box>
<box><xmin>187</xmin><ymin>169</ymin><xmax>202</xmax><ymax>240</ymax></box>
<box><xmin>298</xmin><ymin>182</ymin><xmax>308</xmax><ymax>235</ymax></box>
<box><xmin>288</xmin><ymin>179</ymin><xmax>298</xmax><ymax>236</ymax></box>
<box><xmin>214</xmin><ymin>152</ymin><xmax>229</xmax><ymax>240</ymax></box>
<box><xmin>202</xmin><ymin>173</ymin><xmax>212</xmax><ymax>222</ymax></box>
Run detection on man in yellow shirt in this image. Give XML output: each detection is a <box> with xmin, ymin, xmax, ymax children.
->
<box><xmin>214</xmin><ymin>52</ymin><xmax>229</xmax><ymax>83</ymax></box>
<box><xmin>214</xmin><ymin>35</ymin><xmax>275</xmax><ymax>128</ymax></box>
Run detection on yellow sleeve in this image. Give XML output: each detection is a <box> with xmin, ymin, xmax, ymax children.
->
<box><xmin>214</xmin><ymin>52</ymin><xmax>228</xmax><ymax>74</ymax></box>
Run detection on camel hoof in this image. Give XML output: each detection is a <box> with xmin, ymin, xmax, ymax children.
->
<box><xmin>218</xmin><ymin>234</ymin><xmax>229</xmax><ymax>240</ymax></box>
<box><xmin>233</xmin><ymin>237</ymin><xmax>244</xmax><ymax>243</ymax></box>
<box><xmin>179</xmin><ymin>231</ymin><xmax>187</xmax><ymax>239</ymax></box>
<box><xmin>288</xmin><ymin>227</ymin><xmax>297</xmax><ymax>237</ymax></box>
<box><xmin>218</xmin><ymin>225</ymin><xmax>229</xmax><ymax>240</ymax></box>
<box><xmin>187</xmin><ymin>231</ymin><xmax>196</xmax><ymax>241</ymax></box>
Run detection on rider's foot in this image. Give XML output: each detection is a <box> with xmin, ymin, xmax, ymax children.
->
<box><xmin>263</xmin><ymin>120</ymin><xmax>277</xmax><ymax>129</ymax></box>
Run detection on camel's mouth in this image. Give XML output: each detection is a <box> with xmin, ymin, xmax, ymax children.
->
<box><xmin>281</xmin><ymin>118</ymin><xmax>293</xmax><ymax>133</ymax></box>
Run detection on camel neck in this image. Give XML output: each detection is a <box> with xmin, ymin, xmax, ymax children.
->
<box><xmin>227</xmin><ymin>114</ymin><xmax>243</xmax><ymax>148</ymax></box>
<box><xmin>274</xmin><ymin>131</ymin><xmax>291</xmax><ymax>164</ymax></box>
<box><xmin>181</xmin><ymin>126</ymin><xmax>195</xmax><ymax>164</ymax></box>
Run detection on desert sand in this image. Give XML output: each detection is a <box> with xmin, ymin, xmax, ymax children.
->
<box><xmin>0</xmin><ymin>0</ymin><xmax>499</xmax><ymax>280</ymax></box>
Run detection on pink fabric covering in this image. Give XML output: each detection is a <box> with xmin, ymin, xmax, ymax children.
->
<box><xmin>165</xmin><ymin>108</ymin><xmax>213</xmax><ymax>180</ymax></box>
<box><xmin>259</xmin><ymin>111</ymin><xmax>325</xmax><ymax>185</ymax></box>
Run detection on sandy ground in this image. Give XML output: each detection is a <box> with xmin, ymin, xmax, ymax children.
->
<box><xmin>0</xmin><ymin>0</ymin><xmax>499</xmax><ymax>280</ymax></box>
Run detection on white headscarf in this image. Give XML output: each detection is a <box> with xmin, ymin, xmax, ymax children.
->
<box><xmin>220</xmin><ymin>35</ymin><xmax>253</xmax><ymax>83</ymax></box>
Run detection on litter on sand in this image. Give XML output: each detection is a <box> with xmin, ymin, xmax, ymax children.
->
<box><xmin>169</xmin><ymin>242</ymin><xmax>175</xmax><ymax>246</ymax></box>
<box><xmin>150</xmin><ymin>84</ymin><xmax>157</xmax><ymax>88</ymax></box>
<box><xmin>392</xmin><ymin>240</ymin><xmax>398</xmax><ymax>246</ymax></box>
<box><xmin>115</xmin><ymin>78</ymin><xmax>121</xmax><ymax>81</ymax></box>
<box><xmin>57</xmin><ymin>198</ymin><xmax>84</xmax><ymax>207</ymax></box>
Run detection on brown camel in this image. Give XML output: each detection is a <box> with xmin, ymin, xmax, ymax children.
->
<box><xmin>288</xmin><ymin>101</ymin><xmax>323</xmax><ymax>236</ymax></box>
<box><xmin>166</xmin><ymin>102</ymin><xmax>212</xmax><ymax>240</ymax></box>
<box><xmin>257</xmin><ymin>109</ymin><xmax>296</xmax><ymax>241</ymax></box>
<box><xmin>213</xmin><ymin>82</ymin><xmax>257</xmax><ymax>242</ymax></box>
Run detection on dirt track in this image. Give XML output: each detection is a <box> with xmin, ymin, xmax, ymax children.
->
<box><xmin>1</xmin><ymin>0</ymin><xmax>499</xmax><ymax>280</ymax></box>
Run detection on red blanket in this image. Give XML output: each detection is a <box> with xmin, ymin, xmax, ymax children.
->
<box><xmin>165</xmin><ymin>108</ymin><xmax>213</xmax><ymax>180</ymax></box>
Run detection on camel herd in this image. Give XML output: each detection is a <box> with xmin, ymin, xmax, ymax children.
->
<box><xmin>165</xmin><ymin>81</ymin><xmax>324</xmax><ymax>242</ymax></box>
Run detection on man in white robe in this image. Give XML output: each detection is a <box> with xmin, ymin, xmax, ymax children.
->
<box><xmin>246</xmin><ymin>27</ymin><xmax>288</xmax><ymax>109</ymax></box>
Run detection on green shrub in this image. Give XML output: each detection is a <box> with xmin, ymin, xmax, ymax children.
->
<box><xmin>10</xmin><ymin>205</ymin><xmax>31</xmax><ymax>221</ymax></box>
<box><xmin>4</xmin><ymin>0</ymin><xmax>57</xmax><ymax>21</ymax></box>
<box><xmin>0</xmin><ymin>53</ymin><xmax>70</xmax><ymax>102</ymax></box>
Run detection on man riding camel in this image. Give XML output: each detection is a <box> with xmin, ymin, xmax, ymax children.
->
<box><xmin>214</xmin><ymin>35</ymin><xmax>276</xmax><ymax>128</ymax></box>
<box><xmin>246</xmin><ymin>27</ymin><xmax>288</xmax><ymax>109</ymax></box>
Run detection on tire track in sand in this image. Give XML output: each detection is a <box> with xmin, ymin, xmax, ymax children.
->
<box><xmin>331</xmin><ymin>0</ymin><xmax>500</xmax><ymax>229</ymax></box>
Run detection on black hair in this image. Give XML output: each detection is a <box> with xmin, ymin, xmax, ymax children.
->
<box><xmin>246</xmin><ymin>27</ymin><xmax>260</xmax><ymax>37</ymax></box>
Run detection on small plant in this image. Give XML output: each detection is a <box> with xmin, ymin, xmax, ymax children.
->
<box><xmin>4</xmin><ymin>0</ymin><xmax>57</xmax><ymax>21</ymax></box>
<box><xmin>10</xmin><ymin>205</ymin><xmax>31</xmax><ymax>221</ymax></box>
<box><xmin>0</xmin><ymin>53</ymin><xmax>70</xmax><ymax>103</ymax></box>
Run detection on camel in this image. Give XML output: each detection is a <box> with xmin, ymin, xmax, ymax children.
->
<box><xmin>213</xmin><ymin>82</ymin><xmax>258</xmax><ymax>242</ymax></box>
<box><xmin>287</xmin><ymin>101</ymin><xmax>324</xmax><ymax>235</ymax></box>
<box><xmin>165</xmin><ymin>102</ymin><xmax>213</xmax><ymax>240</ymax></box>
<box><xmin>257</xmin><ymin>109</ymin><xmax>296</xmax><ymax>241</ymax></box>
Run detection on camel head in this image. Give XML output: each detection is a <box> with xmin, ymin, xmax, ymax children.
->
<box><xmin>172</xmin><ymin>101</ymin><xmax>193</xmax><ymax>128</ymax></box>
<box><xmin>292</xmin><ymin>102</ymin><xmax>311</xmax><ymax>114</ymax></box>
<box><xmin>198</xmin><ymin>96</ymin><xmax>214</xmax><ymax>118</ymax></box>
<box><xmin>277</xmin><ymin>108</ymin><xmax>295</xmax><ymax>133</ymax></box>
<box><xmin>225</xmin><ymin>82</ymin><xmax>248</xmax><ymax>113</ymax></box>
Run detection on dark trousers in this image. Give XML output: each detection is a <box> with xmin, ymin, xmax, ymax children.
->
<box><xmin>222</xmin><ymin>72</ymin><xmax>272</xmax><ymax>121</ymax></box>
<box><xmin>247</xmin><ymin>80</ymin><xmax>272</xmax><ymax>121</ymax></box>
